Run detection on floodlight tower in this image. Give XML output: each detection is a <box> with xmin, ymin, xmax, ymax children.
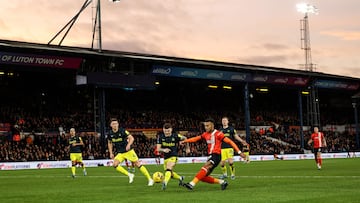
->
<box><xmin>297</xmin><ymin>3</ymin><xmax>321</xmax><ymax>130</ymax></box>
<box><xmin>91</xmin><ymin>0</ymin><xmax>121</xmax><ymax>51</ymax></box>
<box><xmin>48</xmin><ymin>0</ymin><xmax>122</xmax><ymax>153</ymax></box>
<box><xmin>297</xmin><ymin>3</ymin><xmax>318</xmax><ymax>72</ymax></box>
<box><xmin>48</xmin><ymin>0</ymin><xmax>121</xmax><ymax>52</ymax></box>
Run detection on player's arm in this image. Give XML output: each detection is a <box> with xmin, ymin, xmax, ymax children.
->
<box><xmin>78</xmin><ymin>137</ymin><xmax>84</xmax><ymax>146</ymax></box>
<box><xmin>107</xmin><ymin>139</ymin><xmax>114</xmax><ymax>159</ymax></box>
<box><xmin>155</xmin><ymin>135</ymin><xmax>167</xmax><ymax>153</ymax></box>
<box><xmin>223</xmin><ymin>137</ymin><xmax>246</xmax><ymax>158</ymax></box>
<box><xmin>156</xmin><ymin>143</ymin><xmax>161</xmax><ymax>152</ymax></box>
<box><xmin>322</xmin><ymin>135</ymin><xmax>327</xmax><ymax>147</ymax></box>
<box><xmin>179</xmin><ymin>134</ymin><xmax>190</xmax><ymax>154</ymax></box>
<box><xmin>71</xmin><ymin>137</ymin><xmax>83</xmax><ymax>147</ymax></box>
<box><xmin>234</xmin><ymin>134</ymin><xmax>247</xmax><ymax>145</ymax></box>
<box><xmin>307</xmin><ymin>137</ymin><xmax>313</xmax><ymax>146</ymax></box>
<box><xmin>156</xmin><ymin>143</ymin><xmax>167</xmax><ymax>153</ymax></box>
<box><xmin>181</xmin><ymin>135</ymin><xmax>201</xmax><ymax>143</ymax></box>
<box><xmin>126</xmin><ymin>132</ymin><xmax>134</xmax><ymax>151</ymax></box>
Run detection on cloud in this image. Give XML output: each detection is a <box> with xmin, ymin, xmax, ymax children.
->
<box><xmin>321</xmin><ymin>31</ymin><xmax>360</xmax><ymax>41</ymax></box>
<box><xmin>102</xmin><ymin>39</ymin><xmax>164</xmax><ymax>55</ymax></box>
<box><xmin>237</xmin><ymin>55</ymin><xmax>290</xmax><ymax>66</ymax></box>
<box><xmin>262</xmin><ymin>43</ymin><xmax>290</xmax><ymax>51</ymax></box>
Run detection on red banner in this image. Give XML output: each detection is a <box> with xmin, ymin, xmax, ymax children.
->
<box><xmin>0</xmin><ymin>52</ymin><xmax>82</xmax><ymax>69</ymax></box>
<box><xmin>252</xmin><ymin>75</ymin><xmax>309</xmax><ymax>86</ymax></box>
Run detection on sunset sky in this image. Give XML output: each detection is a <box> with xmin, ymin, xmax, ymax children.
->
<box><xmin>0</xmin><ymin>0</ymin><xmax>359</xmax><ymax>78</ymax></box>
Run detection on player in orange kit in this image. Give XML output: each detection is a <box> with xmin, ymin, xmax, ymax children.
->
<box><xmin>181</xmin><ymin>118</ymin><xmax>244</xmax><ymax>190</ymax></box>
<box><xmin>308</xmin><ymin>127</ymin><xmax>327</xmax><ymax>170</ymax></box>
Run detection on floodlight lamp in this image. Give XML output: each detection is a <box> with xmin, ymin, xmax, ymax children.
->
<box><xmin>208</xmin><ymin>85</ymin><xmax>218</xmax><ymax>89</ymax></box>
<box><xmin>301</xmin><ymin>91</ymin><xmax>310</xmax><ymax>95</ymax></box>
<box><xmin>296</xmin><ymin>3</ymin><xmax>318</xmax><ymax>14</ymax></box>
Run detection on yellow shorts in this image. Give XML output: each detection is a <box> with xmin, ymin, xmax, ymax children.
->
<box><xmin>70</xmin><ymin>153</ymin><xmax>83</xmax><ymax>162</ymax></box>
<box><xmin>114</xmin><ymin>149</ymin><xmax>139</xmax><ymax>163</ymax></box>
<box><xmin>221</xmin><ymin>148</ymin><xmax>234</xmax><ymax>161</ymax></box>
<box><xmin>244</xmin><ymin>151</ymin><xmax>250</xmax><ymax>156</ymax></box>
<box><xmin>163</xmin><ymin>156</ymin><xmax>178</xmax><ymax>170</ymax></box>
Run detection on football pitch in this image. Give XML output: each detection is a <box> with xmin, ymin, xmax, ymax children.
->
<box><xmin>0</xmin><ymin>158</ymin><xmax>359</xmax><ymax>203</ymax></box>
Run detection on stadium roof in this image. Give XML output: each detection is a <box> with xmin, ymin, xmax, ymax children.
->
<box><xmin>0</xmin><ymin>39</ymin><xmax>359</xmax><ymax>83</ymax></box>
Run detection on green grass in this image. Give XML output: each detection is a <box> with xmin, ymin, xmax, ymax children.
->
<box><xmin>1</xmin><ymin>158</ymin><xmax>360</xmax><ymax>203</ymax></box>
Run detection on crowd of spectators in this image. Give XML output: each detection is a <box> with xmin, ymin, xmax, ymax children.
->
<box><xmin>1</xmin><ymin>125</ymin><xmax>357</xmax><ymax>162</ymax></box>
<box><xmin>0</xmin><ymin>99</ymin><xmax>358</xmax><ymax>162</ymax></box>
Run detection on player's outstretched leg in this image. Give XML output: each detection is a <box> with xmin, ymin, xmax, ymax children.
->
<box><xmin>229</xmin><ymin>163</ymin><xmax>235</xmax><ymax>180</ymax></box>
<box><xmin>170</xmin><ymin>171</ymin><xmax>184</xmax><ymax>186</ymax></box>
<box><xmin>220</xmin><ymin>164</ymin><xmax>227</xmax><ymax>179</ymax></box>
<box><xmin>182</xmin><ymin>167</ymin><xmax>208</xmax><ymax>190</ymax></box>
<box><xmin>71</xmin><ymin>162</ymin><xmax>76</xmax><ymax>178</ymax></box>
<box><xmin>80</xmin><ymin>162</ymin><xmax>87</xmax><ymax>176</ymax></box>
<box><xmin>162</xmin><ymin>169</ymin><xmax>173</xmax><ymax>190</ymax></box>
<box><xmin>138</xmin><ymin>165</ymin><xmax>154</xmax><ymax>186</ymax></box>
<box><xmin>201</xmin><ymin>176</ymin><xmax>228</xmax><ymax>190</ymax></box>
<box><xmin>115</xmin><ymin>165</ymin><xmax>134</xmax><ymax>183</ymax></box>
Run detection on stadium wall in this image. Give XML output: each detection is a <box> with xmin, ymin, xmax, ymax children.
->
<box><xmin>0</xmin><ymin>152</ymin><xmax>359</xmax><ymax>170</ymax></box>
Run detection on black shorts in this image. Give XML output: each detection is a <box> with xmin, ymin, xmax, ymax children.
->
<box><xmin>206</xmin><ymin>153</ymin><xmax>221</xmax><ymax>175</ymax></box>
<box><xmin>313</xmin><ymin>148</ymin><xmax>322</xmax><ymax>153</ymax></box>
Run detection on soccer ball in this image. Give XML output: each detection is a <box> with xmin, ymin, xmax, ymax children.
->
<box><xmin>152</xmin><ymin>171</ymin><xmax>164</xmax><ymax>183</ymax></box>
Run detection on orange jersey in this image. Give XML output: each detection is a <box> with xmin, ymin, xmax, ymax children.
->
<box><xmin>201</xmin><ymin>130</ymin><xmax>225</xmax><ymax>155</ymax></box>
<box><xmin>185</xmin><ymin>130</ymin><xmax>240</xmax><ymax>155</ymax></box>
<box><xmin>311</xmin><ymin>132</ymin><xmax>325</xmax><ymax>148</ymax></box>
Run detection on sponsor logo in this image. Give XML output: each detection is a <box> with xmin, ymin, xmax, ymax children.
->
<box><xmin>260</xmin><ymin>156</ymin><xmax>273</xmax><ymax>161</ymax></box>
<box><xmin>321</xmin><ymin>154</ymin><xmax>333</xmax><ymax>158</ymax></box>
<box><xmin>253</xmin><ymin>76</ymin><xmax>268</xmax><ymax>82</ymax></box>
<box><xmin>152</xmin><ymin>68</ymin><xmax>171</xmax><ymax>75</ymax></box>
<box><xmin>192</xmin><ymin>158</ymin><xmax>206</xmax><ymax>163</ymax></box>
<box><xmin>15</xmin><ymin>164</ymin><xmax>30</xmax><ymax>169</ymax></box>
<box><xmin>37</xmin><ymin>163</ymin><xmax>68</xmax><ymax>169</ymax></box>
<box><xmin>231</xmin><ymin>74</ymin><xmax>247</xmax><ymax>81</ymax></box>
<box><xmin>348</xmin><ymin>84</ymin><xmax>359</xmax><ymax>90</ymax></box>
<box><xmin>0</xmin><ymin>164</ymin><xmax>30</xmax><ymax>170</ymax></box>
<box><xmin>273</xmin><ymin>77</ymin><xmax>288</xmax><ymax>84</ymax></box>
<box><xmin>294</xmin><ymin>78</ymin><xmax>307</xmax><ymax>85</ymax></box>
<box><xmin>0</xmin><ymin>164</ymin><xmax>7</xmax><ymax>170</ymax></box>
<box><xmin>86</xmin><ymin>162</ymin><xmax>101</xmax><ymax>167</ymax></box>
<box><xmin>206</xmin><ymin>72</ymin><xmax>223</xmax><ymax>79</ymax></box>
<box><xmin>284</xmin><ymin>156</ymin><xmax>297</xmax><ymax>160</ymax></box>
<box><xmin>180</xmin><ymin>70</ymin><xmax>198</xmax><ymax>77</ymax></box>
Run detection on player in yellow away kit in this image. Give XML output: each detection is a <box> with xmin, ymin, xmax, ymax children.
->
<box><xmin>157</xmin><ymin>123</ymin><xmax>190</xmax><ymax>190</ymax></box>
<box><xmin>242</xmin><ymin>142</ymin><xmax>250</xmax><ymax>163</ymax></box>
<box><xmin>68</xmin><ymin>128</ymin><xmax>87</xmax><ymax>178</ymax></box>
<box><xmin>219</xmin><ymin>117</ymin><xmax>247</xmax><ymax>180</ymax></box>
<box><xmin>107</xmin><ymin>118</ymin><xmax>154</xmax><ymax>186</ymax></box>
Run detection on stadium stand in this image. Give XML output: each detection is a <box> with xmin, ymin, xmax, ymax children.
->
<box><xmin>0</xmin><ymin>39</ymin><xmax>359</xmax><ymax>161</ymax></box>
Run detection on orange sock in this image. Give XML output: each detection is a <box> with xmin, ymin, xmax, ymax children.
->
<box><xmin>319</xmin><ymin>157</ymin><xmax>322</xmax><ymax>165</ymax></box>
<box><xmin>192</xmin><ymin>167</ymin><xmax>207</xmax><ymax>183</ymax></box>
<box><xmin>201</xmin><ymin>176</ymin><xmax>219</xmax><ymax>184</ymax></box>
